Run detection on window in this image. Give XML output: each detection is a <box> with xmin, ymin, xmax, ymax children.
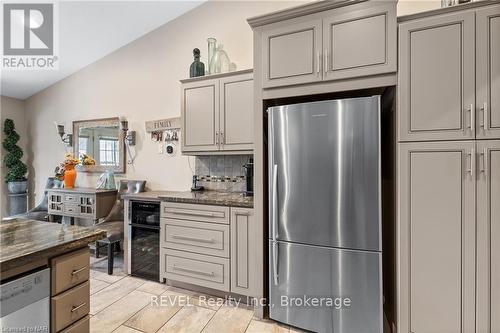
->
<box><xmin>79</xmin><ymin>137</ymin><xmax>89</xmax><ymax>157</ymax></box>
<box><xmin>99</xmin><ymin>138</ymin><xmax>119</xmax><ymax>166</ymax></box>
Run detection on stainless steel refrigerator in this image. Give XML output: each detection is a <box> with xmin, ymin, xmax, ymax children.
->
<box><xmin>268</xmin><ymin>96</ymin><xmax>382</xmax><ymax>333</ymax></box>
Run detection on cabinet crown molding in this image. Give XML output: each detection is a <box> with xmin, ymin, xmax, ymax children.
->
<box><xmin>247</xmin><ymin>0</ymin><xmax>369</xmax><ymax>28</ymax></box>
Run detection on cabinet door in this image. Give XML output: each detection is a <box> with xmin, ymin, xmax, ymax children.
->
<box><xmin>476</xmin><ymin>140</ymin><xmax>500</xmax><ymax>333</ymax></box>
<box><xmin>398</xmin><ymin>141</ymin><xmax>475</xmax><ymax>333</ymax></box>
<box><xmin>181</xmin><ymin>79</ymin><xmax>219</xmax><ymax>152</ymax></box>
<box><xmin>262</xmin><ymin>16</ymin><xmax>322</xmax><ymax>88</ymax></box>
<box><xmin>48</xmin><ymin>192</ymin><xmax>63</xmax><ymax>214</ymax></box>
<box><xmin>398</xmin><ymin>12</ymin><xmax>475</xmax><ymax>142</ymax></box>
<box><xmin>322</xmin><ymin>1</ymin><xmax>396</xmax><ymax>81</ymax></box>
<box><xmin>220</xmin><ymin>73</ymin><xmax>253</xmax><ymax>151</ymax></box>
<box><xmin>230</xmin><ymin>208</ymin><xmax>257</xmax><ymax>297</ymax></box>
<box><xmin>476</xmin><ymin>5</ymin><xmax>500</xmax><ymax>139</ymax></box>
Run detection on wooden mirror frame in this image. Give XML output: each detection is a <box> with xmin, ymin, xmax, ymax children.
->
<box><xmin>72</xmin><ymin>117</ymin><xmax>125</xmax><ymax>173</ymax></box>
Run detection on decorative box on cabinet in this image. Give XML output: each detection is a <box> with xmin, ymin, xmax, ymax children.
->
<box><xmin>181</xmin><ymin>70</ymin><xmax>254</xmax><ymax>154</ymax></box>
<box><xmin>260</xmin><ymin>1</ymin><xmax>396</xmax><ymax>88</ymax></box>
<box><xmin>48</xmin><ymin>188</ymin><xmax>117</xmax><ymax>223</ymax></box>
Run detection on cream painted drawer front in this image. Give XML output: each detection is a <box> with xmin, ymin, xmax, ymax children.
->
<box><xmin>51</xmin><ymin>248</ymin><xmax>90</xmax><ymax>296</ymax></box>
<box><xmin>51</xmin><ymin>281</ymin><xmax>90</xmax><ymax>332</ymax></box>
<box><xmin>162</xmin><ymin>248</ymin><xmax>229</xmax><ymax>292</ymax></box>
<box><xmin>161</xmin><ymin>202</ymin><xmax>229</xmax><ymax>224</ymax></box>
<box><xmin>161</xmin><ymin>218</ymin><xmax>229</xmax><ymax>258</ymax></box>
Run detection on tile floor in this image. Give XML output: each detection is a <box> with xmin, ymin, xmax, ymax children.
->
<box><xmin>89</xmin><ymin>254</ymin><xmax>303</xmax><ymax>333</ymax></box>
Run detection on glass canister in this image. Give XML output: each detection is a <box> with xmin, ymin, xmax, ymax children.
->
<box><xmin>209</xmin><ymin>43</ymin><xmax>230</xmax><ymax>74</ymax></box>
<box><xmin>207</xmin><ymin>37</ymin><xmax>217</xmax><ymax>74</ymax></box>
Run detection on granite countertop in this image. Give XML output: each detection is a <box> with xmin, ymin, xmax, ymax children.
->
<box><xmin>123</xmin><ymin>190</ymin><xmax>254</xmax><ymax>208</ymax></box>
<box><xmin>0</xmin><ymin>219</ymin><xmax>106</xmax><ymax>274</ymax></box>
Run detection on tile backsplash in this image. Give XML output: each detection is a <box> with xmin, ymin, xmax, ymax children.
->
<box><xmin>194</xmin><ymin>155</ymin><xmax>252</xmax><ymax>192</ymax></box>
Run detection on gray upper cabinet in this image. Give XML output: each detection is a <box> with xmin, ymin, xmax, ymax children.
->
<box><xmin>220</xmin><ymin>73</ymin><xmax>254</xmax><ymax>151</ymax></box>
<box><xmin>262</xmin><ymin>17</ymin><xmax>322</xmax><ymax>88</ymax></box>
<box><xmin>476</xmin><ymin>140</ymin><xmax>500</xmax><ymax>333</ymax></box>
<box><xmin>476</xmin><ymin>5</ymin><xmax>500</xmax><ymax>139</ymax></box>
<box><xmin>398</xmin><ymin>11</ymin><xmax>475</xmax><ymax>142</ymax></box>
<box><xmin>260</xmin><ymin>1</ymin><xmax>396</xmax><ymax>89</ymax></box>
<box><xmin>398</xmin><ymin>141</ymin><xmax>476</xmax><ymax>333</ymax></box>
<box><xmin>181</xmin><ymin>78</ymin><xmax>220</xmax><ymax>152</ymax></box>
<box><xmin>181</xmin><ymin>70</ymin><xmax>254</xmax><ymax>154</ymax></box>
<box><xmin>323</xmin><ymin>2</ymin><xmax>396</xmax><ymax>81</ymax></box>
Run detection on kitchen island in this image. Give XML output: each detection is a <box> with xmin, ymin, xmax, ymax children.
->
<box><xmin>0</xmin><ymin>218</ymin><xmax>105</xmax><ymax>332</ymax></box>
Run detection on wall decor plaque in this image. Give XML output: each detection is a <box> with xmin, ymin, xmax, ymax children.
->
<box><xmin>145</xmin><ymin>117</ymin><xmax>181</xmax><ymax>132</ymax></box>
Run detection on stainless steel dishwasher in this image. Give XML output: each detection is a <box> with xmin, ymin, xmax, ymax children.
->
<box><xmin>0</xmin><ymin>268</ymin><xmax>50</xmax><ymax>332</ymax></box>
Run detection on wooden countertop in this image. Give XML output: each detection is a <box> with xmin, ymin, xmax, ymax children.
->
<box><xmin>122</xmin><ymin>190</ymin><xmax>254</xmax><ymax>208</ymax></box>
<box><xmin>48</xmin><ymin>187</ymin><xmax>117</xmax><ymax>194</ymax></box>
<box><xmin>0</xmin><ymin>219</ymin><xmax>105</xmax><ymax>275</ymax></box>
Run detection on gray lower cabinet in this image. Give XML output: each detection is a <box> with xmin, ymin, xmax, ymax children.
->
<box><xmin>181</xmin><ymin>70</ymin><xmax>254</xmax><ymax>154</ymax></box>
<box><xmin>160</xmin><ymin>202</ymin><xmax>256</xmax><ymax>297</ymax></box>
<box><xmin>260</xmin><ymin>1</ymin><xmax>396</xmax><ymax>88</ymax></box>
<box><xmin>398</xmin><ymin>141</ymin><xmax>476</xmax><ymax>333</ymax></box>
<box><xmin>476</xmin><ymin>140</ymin><xmax>500</xmax><ymax>333</ymax></box>
<box><xmin>398</xmin><ymin>11</ymin><xmax>475</xmax><ymax>142</ymax></box>
<box><xmin>476</xmin><ymin>5</ymin><xmax>500</xmax><ymax>139</ymax></box>
<box><xmin>230</xmin><ymin>208</ymin><xmax>257</xmax><ymax>297</ymax></box>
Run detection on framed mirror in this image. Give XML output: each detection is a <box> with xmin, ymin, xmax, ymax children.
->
<box><xmin>73</xmin><ymin>117</ymin><xmax>125</xmax><ymax>173</ymax></box>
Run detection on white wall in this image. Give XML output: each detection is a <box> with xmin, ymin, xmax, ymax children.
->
<box><xmin>24</xmin><ymin>1</ymin><xmax>306</xmax><ymax>204</ymax></box>
<box><xmin>397</xmin><ymin>0</ymin><xmax>440</xmax><ymax>16</ymax></box>
<box><xmin>0</xmin><ymin>96</ymin><xmax>27</xmax><ymax>217</ymax></box>
<box><xmin>23</xmin><ymin>0</ymin><xmax>443</xmax><ymax>205</ymax></box>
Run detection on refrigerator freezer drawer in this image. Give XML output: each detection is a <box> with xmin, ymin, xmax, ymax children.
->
<box><xmin>269</xmin><ymin>241</ymin><xmax>382</xmax><ymax>333</ymax></box>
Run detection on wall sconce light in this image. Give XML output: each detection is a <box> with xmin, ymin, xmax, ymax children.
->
<box><xmin>120</xmin><ymin>119</ymin><xmax>136</xmax><ymax>146</ymax></box>
<box><xmin>56</xmin><ymin>124</ymin><xmax>73</xmax><ymax>146</ymax></box>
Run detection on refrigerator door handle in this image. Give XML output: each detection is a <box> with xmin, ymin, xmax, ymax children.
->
<box><xmin>272</xmin><ymin>240</ymin><xmax>279</xmax><ymax>286</ymax></box>
<box><xmin>272</xmin><ymin>164</ymin><xmax>278</xmax><ymax>241</ymax></box>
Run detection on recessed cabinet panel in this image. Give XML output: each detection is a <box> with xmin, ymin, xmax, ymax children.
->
<box><xmin>399</xmin><ymin>12</ymin><xmax>475</xmax><ymax>141</ymax></box>
<box><xmin>220</xmin><ymin>74</ymin><xmax>254</xmax><ymax>151</ymax></box>
<box><xmin>230</xmin><ymin>208</ymin><xmax>257</xmax><ymax>297</ymax></box>
<box><xmin>398</xmin><ymin>141</ymin><xmax>475</xmax><ymax>333</ymax></box>
<box><xmin>181</xmin><ymin>80</ymin><xmax>219</xmax><ymax>152</ymax></box>
<box><xmin>476</xmin><ymin>141</ymin><xmax>500</xmax><ymax>333</ymax></box>
<box><xmin>323</xmin><ymin>2</ymin><xmax>396</xmax><ymax>80</ymax></box>
<box><xmin>476</xmin><ymin>5</ymin><xmax>500</xmax><ymax>139</ymax></box>
<box><xmin>263</xmin><ymin>18</ymin><xmax>322</xmax><ymax>88</ymax></box>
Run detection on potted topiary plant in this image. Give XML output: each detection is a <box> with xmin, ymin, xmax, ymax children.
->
<box><xmin>3</xmin><ymin>119</ymin><xmax>28</xmax><ymax>194</ymax></box>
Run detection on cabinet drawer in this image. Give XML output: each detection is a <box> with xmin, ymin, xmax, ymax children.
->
<box><xmin>161</xmin><ymin>202</ymin><xmax>229</xmax><ymax>224</ymax></box>
<box><xmin>51</xmin><ymin>248</ymin><xmax>90</xmax><ymax>296</ymax></box>
<box><xmin>51</xmin><ymin>281</ymin><xmax>90</xmax><ymax>332</ymax></box>
<box><xmin>161</xmin><ymin>219</ymin><xmax>229</xmax><ymax>258</ymax></box>
<box><xmin>63</xmin><ymin>204</ymin><xmax>79</xmax><ymax>215</ymax></box>
<box><xmin>161</xmin><ymin>249</ymin><xmax>229</xmax><ymax>292</ymax></box>
<box><xmin>64</xmin><ymin>195</ymin><xmax>78</xmax><ymax>204</ymax></box>
<box><xmin>59</xmin><ymin>315</ymin><xmax>89</xmax><ymax>333</ymax></box>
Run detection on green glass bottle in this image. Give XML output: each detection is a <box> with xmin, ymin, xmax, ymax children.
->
<box><xmin>189</xmin><ymin>48</ymin><xmax>205</xmax><ymax>78</ymax></box>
